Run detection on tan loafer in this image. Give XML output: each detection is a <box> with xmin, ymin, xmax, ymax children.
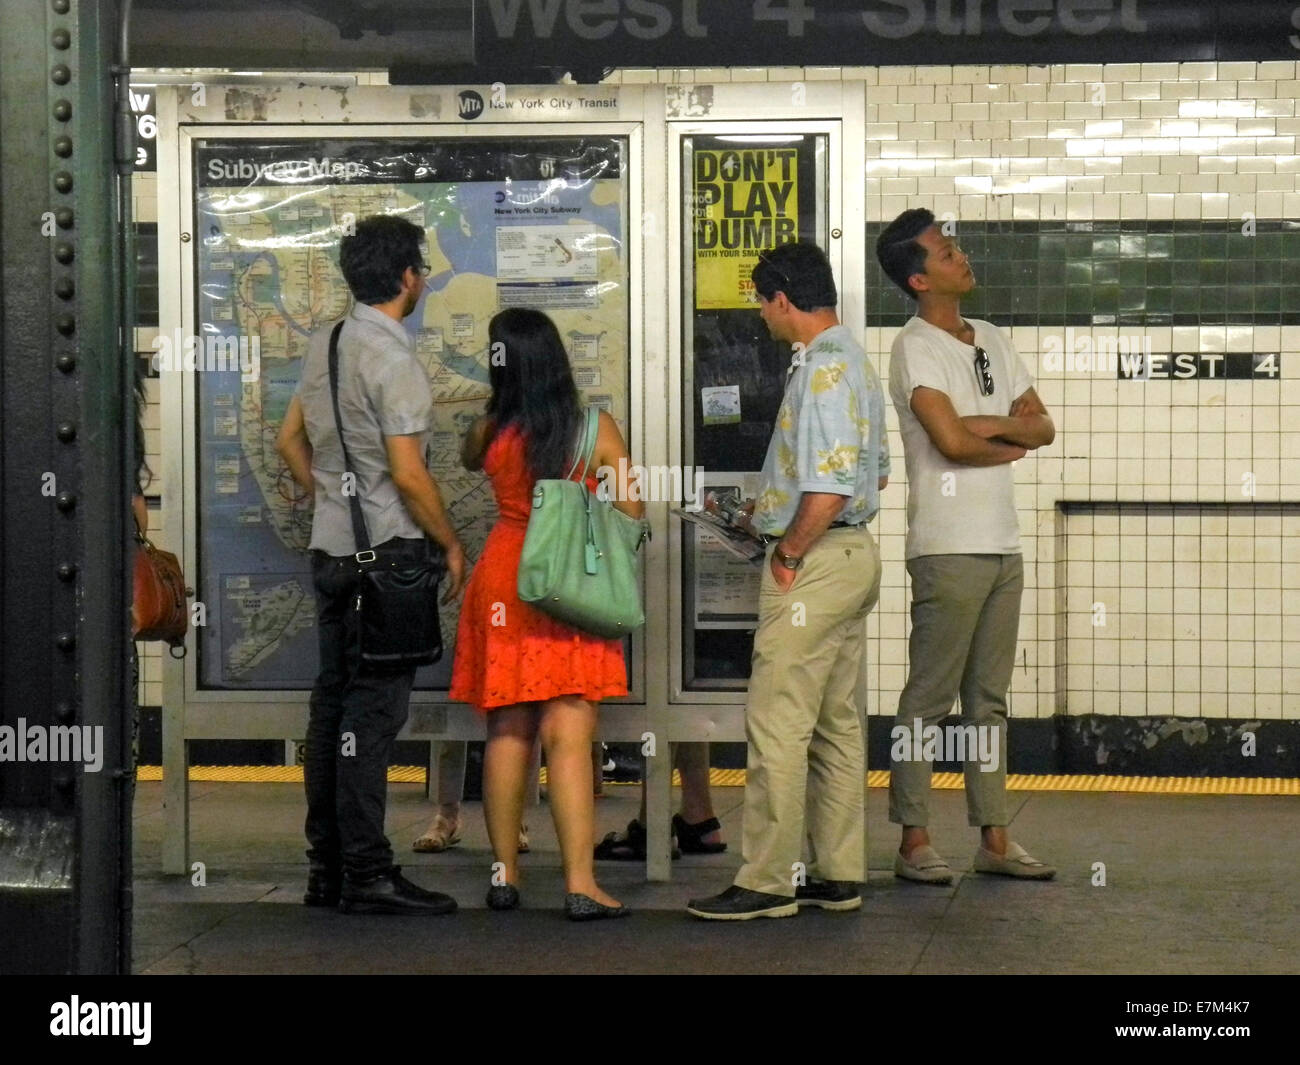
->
<box><xmin>894</xmin><ymin>844</ymin><xmax>953</xmax><ymax>885</ymax></box>
<box><xmin>973</xmin><ymin>841</ymin><xmax>1056</xmax><ymax>880</ymax></box>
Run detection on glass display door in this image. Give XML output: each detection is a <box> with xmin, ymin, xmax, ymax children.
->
<box><xmin>673</xmin><ymin>124</ymin><xmax>838</xmax><ymax>694</ymax></box>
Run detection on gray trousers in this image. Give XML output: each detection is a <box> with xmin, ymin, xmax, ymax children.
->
<box><xmin>888</xmin><ymin>553</ymin><xmax>1023</xmax><ymax>828</ymax></box>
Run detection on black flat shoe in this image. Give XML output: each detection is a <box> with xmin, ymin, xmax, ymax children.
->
<box><xmin>486</xmin><ymin>883</ymin><xmax>521</xmax><ymax>911</ymax></box>
<box><xmin>564</xmin><ymin>893</ymin><xmax>630</xmax><ymax>921</ymax></box>
<box><xmin>672</xmin><ymin>814</ymin><xmax>727</xmax><ymax>855</ymax></box>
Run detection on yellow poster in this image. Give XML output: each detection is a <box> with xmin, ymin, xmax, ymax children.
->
<box><xmin>693</xmin><ymin>147</ymin><xmax>799</xmax><ymax>310</ymax></box>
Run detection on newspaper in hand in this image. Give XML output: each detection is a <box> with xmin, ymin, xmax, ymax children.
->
<box><xmin>672</xmin><ymin>490</ymin><xmax>766</xmax><ymax>564</ymax></box>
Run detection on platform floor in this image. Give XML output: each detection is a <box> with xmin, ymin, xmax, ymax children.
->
<box><xmin>131</xmin><ymin>780</ymin><xmax>1300</xmax><ymax>975</ymax></box>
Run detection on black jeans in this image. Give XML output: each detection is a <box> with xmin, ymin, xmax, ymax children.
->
<box><xmin>304</xmin><ymin>537</ymin><xmax>425</xmax><ymax>881</ymax></box>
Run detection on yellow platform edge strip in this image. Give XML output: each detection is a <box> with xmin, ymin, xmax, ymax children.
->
<box><xmin>133</xmin><ymin>766</ymin><xmax>1300</xmax><ymax>796</ymax></box>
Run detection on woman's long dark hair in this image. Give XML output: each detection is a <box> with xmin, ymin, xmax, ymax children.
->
<box><xmin>486</xmin><ymin>308</ymin><xmax>583</xmax><ymax>481</ymax></box>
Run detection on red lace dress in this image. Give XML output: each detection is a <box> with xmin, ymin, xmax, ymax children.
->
<box><xmin>448</xmin><ymin>423</ymin><xmax>629</xmax><ymax>711</ymax></box>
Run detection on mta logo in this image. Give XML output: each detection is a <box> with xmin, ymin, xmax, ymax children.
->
<box><xmin>457</xmin><ymin>90</ymin><xmax>484</xmax><ymax>120</ymax></box>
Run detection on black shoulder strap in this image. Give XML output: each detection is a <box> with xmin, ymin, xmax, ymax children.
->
<box><xmin>326</xmin><ymin>320</ymin><xmax>372</xmax><ymax>556</ymax></box>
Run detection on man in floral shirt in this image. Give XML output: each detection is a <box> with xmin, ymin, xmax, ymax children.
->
<box><xmin>689</xmin><ymin>242</ymin><xmax>890</xmax><ymax>920</ymax></box>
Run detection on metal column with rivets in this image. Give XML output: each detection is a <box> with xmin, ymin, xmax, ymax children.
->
<box><xmin>0</xmin><ymin>0</ymin><xmax>130</xmax><ymax>974</ymax></box>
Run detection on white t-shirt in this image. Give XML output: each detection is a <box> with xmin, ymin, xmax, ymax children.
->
<box><xmin>888</xmin><ymin>316</ymin><xmax>1034</xmax><ymax>559</ymax></box>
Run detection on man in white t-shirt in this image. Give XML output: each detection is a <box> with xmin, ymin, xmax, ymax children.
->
<box><xmin>875</xmin><ymin>208</ymin><xmax>1057</xmax><ymax>883</ymax></box>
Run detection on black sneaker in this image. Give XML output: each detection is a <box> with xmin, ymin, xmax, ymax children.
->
<box><xmin>339</xmin><ymin>866</ymin><xmax>458</xmax><ymax>916</ymax></box>
<box><xmin>795</xmin><ymin>878</ymin><xmax>861</xmax><ymax>912</ymax></box>
<box><xmin>686</xmin><ymin>884</ymin><xmax>797</xmax><ymax>921</ymax></box>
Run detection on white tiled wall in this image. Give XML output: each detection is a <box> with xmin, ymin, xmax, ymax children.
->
<box><xmin>616</xmin><ymin>60</ymin><xmax>1300</xmax><ymax>721</ymax></box>
<box><xmin>1061</xmin><ymin>507</ymin><xmax>1300</xmax><ymax>719</ymax></box>
<box><xmin>136</xmin><ymin>64</ymin><xmax>1300</xmax><ymax>722</ymax></box>
<box><xmin>855</xmin><ymin>61</ymin><xmax>1299</xmax><ymax>722</ymax></box>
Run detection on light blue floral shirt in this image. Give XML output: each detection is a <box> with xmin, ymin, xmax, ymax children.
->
<box><xmin>752</xmin><ymin>324</ymin><xmax>890</xmax><ymax>537</ymax></box>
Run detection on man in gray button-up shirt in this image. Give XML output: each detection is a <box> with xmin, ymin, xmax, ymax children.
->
<box><xmin>276</xmin><ymin>214</ymin><xmax>465</xmax><ymax>915</ymax></box>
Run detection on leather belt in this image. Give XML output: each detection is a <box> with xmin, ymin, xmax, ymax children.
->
<box><xmin>761</xmin><ymin>520</ymin><xmax>862</xmax><ymax>544</ymax></box>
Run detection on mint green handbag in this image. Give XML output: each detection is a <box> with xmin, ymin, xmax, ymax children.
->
<box><xmin>517</xmin><ymin>406</ymin><xmax>650</xmax><ymax>638</ymax></box>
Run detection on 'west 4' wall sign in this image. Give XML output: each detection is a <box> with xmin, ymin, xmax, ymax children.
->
<box><xmin>1117</xmin><ymin>352</ymin><xmax>1281</xmax><ymax>380</ymax></box>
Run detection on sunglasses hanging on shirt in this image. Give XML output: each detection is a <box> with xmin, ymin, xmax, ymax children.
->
<box><xmin>973</xmin><ymin>346</ymin><xmax>994</xmax><ymax>396</ymax></box>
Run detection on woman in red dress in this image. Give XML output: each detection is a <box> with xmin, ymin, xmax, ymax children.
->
<box><xmin>449</xmin><ymin>308</ymin><xmax>643</xmax><ymax>920</ymax></box>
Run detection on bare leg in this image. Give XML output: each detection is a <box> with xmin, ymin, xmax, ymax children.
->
<box><xmin>900</xmin><ymin>826</ymin><xmax>931</xmax><ymax>858</ymax></box>
<box><xmin>416</xmin><ymin>742</ymin><xmax>465</xmax><ymax>838</ymax></box>
<box><xmin>413</xmin><ymin>742</ymin><xmax>467</xmax><ymax>848</ymax></box>
<box><xmin>437</xmin><ymin>741</ymin><xmax>466</xmax><ymax>814</ymax></box>
<box><xmin>629</xmin><ymin>743</ymin><xmax>723</xmax><ymax>846</ymax></box>
<box><xmin>675</xmin><ymin>743</ymin><xmax>722</xmax><ymax>844</ymax></box>
<box><xmin>981</xmin><ymin>825</ymin><xmax>1007</xmax><ymax>855</ymax></box>
<box><xmin>484</xmin><ymin>705</ymin><xmax>538</xmax><ymax>885</ymax></box>
<box><xmin>527</xmin><ymin>738</ymin><xmax>542</xmax><ymax>807</ymax></box>
<box><xmin>540</xmin><ymin>696</ymin><xmax>619</xmax><ymax>907</ymax></box>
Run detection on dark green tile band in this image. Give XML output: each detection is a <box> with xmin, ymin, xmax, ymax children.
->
<box><xmin>864</xmin><ymin>219</ymin><xmax>1300</xmax><ymax>327</ymax></box>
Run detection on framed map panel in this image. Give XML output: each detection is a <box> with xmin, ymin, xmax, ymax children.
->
<box><xmin>189</xmin><ymin>136</ymin><xmax>629</xmax><ymax>689</ymax></box>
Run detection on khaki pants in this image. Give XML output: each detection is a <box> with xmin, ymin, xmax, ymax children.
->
<box><xmin>888</xmin><ymin>553</ymin><xmax>1022</xmax><ymax>828</ymax></box>
<box><xmin>735</xmin><ymin>525</ymin><xmax>881</xmax><ymax>897</ymax></box>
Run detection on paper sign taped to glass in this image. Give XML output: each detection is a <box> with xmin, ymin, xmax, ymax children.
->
<box><xmin>692</xmin><ymin>146</ymin><xmax>799</xmax><ymax>310</ymax></box>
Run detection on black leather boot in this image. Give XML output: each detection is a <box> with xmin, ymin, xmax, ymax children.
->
<box><xmin>304</xmin><ymin>866</ymin><xmax>342</xmax><ymax>907</ymax></box>
<box><xmin>339</xmin><ymin>866</ymin><xmax>457</xmax><ymax>916</ymax></box>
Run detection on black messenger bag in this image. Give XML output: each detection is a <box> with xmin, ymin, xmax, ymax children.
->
<box><xmin>327</xmin><ymin>320</ymin><xmax>444</xmax><ymax>668</ymax></box>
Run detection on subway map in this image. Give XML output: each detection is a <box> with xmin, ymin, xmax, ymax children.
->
<box><xmin>192</xmin><ymin>139</ymin><xmax>627</xmax><ymax>688</ymax></box>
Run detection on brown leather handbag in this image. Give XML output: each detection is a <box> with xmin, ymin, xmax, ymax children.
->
<box><xmin>133</xmin><ymin>520</ymin><xmax>190</xmax><ymax>656</ymax></box>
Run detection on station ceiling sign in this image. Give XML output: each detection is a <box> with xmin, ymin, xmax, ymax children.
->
<box><xmin>475</xmin><ymin>0</ymin><xmax>1300</xmax><ymax>68</ymax></box>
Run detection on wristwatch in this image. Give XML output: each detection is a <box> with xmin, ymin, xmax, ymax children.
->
<box><xmin>773</xmin><ymin>545</ymin><xmax>803</xmax><ymax>571</ymax></box>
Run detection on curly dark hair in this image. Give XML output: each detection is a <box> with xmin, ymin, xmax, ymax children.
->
<box><xmin>338</xmin><ymin>214</ymin><xmax>425</xmax><ymax>305</ymax></box>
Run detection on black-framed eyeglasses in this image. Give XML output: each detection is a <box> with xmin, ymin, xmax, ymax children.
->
<box><xmin>974</xmin><ymin>346</ymin><xmax>994</xmax><ymax>396</ymax></box>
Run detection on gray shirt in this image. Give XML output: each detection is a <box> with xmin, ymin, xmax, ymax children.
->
<box><xmin>297</xmin><ymin>302</ymin><xmax>432</xmax><ymax>556</ymax></box>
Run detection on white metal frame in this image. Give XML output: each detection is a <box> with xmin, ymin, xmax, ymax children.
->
<box><xmin>156</xmin><ymin>84</ymin><xmax>654</xmax><ymax>871</ymax></box>
<box><xmin>660</xmin><ymin>94</ymin><xmax>867</xmax><ymax>721</ymax></box>
<box><xmin>642</xmin><ymin>83</ymin><xmax>867</xmax><ymax>877</ymax></box>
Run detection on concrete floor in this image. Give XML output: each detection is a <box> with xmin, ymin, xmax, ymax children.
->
<box><xmin>131</xmin><ymin>780</ymin><xmax>1300</xmax><ymax>974</ymax></box>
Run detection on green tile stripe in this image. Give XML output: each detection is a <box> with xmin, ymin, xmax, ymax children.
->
<box><xmin>865</xmin><ymin>219</ymin><xmax>1300</xmax><ymax>327</ymax></box>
